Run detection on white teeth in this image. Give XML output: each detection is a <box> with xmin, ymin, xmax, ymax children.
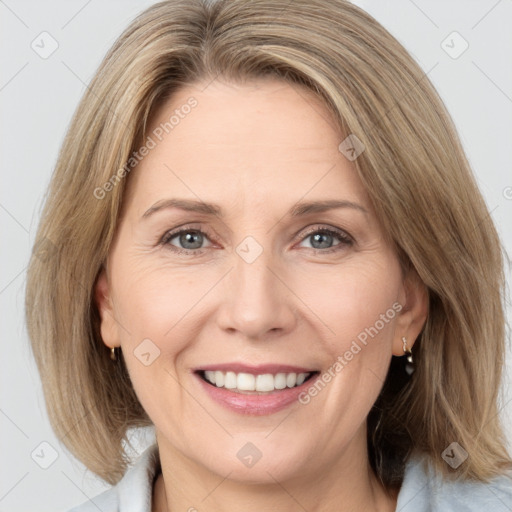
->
<box><xmin>286</xmin><ymin>372</ymin><xmax>297</xmax><ymax>388</ymax></box>
<box><xmin>256</xmin><ymin>374</ymin><xmax>275</xmax><ymax>392</ymax></box>
<box><xmin>224</xmin><ymin>371</ymin><xmax>237</xmax><ymax>389</ymax></box>
<box><xmin>214</xmin><ymin>371</ymin><xmax>224</xmax><ymax>387</ymax></box>
<box><xmin>202</xmin><ymin>370</ymin><xmax>312</xmax><ymax>392</ymax></box>
<box><xmin>273</xmin><ymin>373</ymin><xmax>287</xmax><ymax>390</ymax></box>
<box><xmin>237</xmin><ymin>373</ymin><xmax>255</xmax><ymax>391</ymax></box>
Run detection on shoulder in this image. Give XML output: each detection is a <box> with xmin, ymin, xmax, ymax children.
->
<box><xmin>397</xmin><ymin>453</ymin><xmax>512</xmax><ymax>512</ymax></box>
<box><xmin>68</xmin><ymin>444</ymin><xmax>160</xmax><ymax>512</ymax></box>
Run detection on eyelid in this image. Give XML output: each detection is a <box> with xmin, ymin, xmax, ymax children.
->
<box><xmin>159</xmin><ymin>224</ymin><xmax>216</xmax><ymax>250</ymax></box>
<box><xmin>159</xmin><ymin>223</ymin><xmax>354</xmax><ymax>254</ymax></box>
<box><xmin>297</xmin><ymin>224</ymin><xmax>353</xmax><ymax>243</ymax></box>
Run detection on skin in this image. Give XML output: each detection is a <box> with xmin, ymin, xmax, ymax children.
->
<box><xmin>96</xmin><ymin>78</ymin><xmax>428</xmax><ymax>512</ymax></box>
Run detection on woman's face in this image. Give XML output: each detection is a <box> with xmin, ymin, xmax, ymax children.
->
<box><xmin>97</xmin><ymin>78</ymin><xmax>426</xmax><ymax>483</ymax></box>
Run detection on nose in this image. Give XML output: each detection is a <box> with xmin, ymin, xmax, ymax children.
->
<box><xmin>216</xmin><ymin>247</ymin><xmax>297</xmax><ymax>341</ymax></box>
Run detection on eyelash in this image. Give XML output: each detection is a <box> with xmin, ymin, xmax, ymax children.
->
<box><xmin>159</xmin><ymin>224</ymin><xmax>354</xmax><ymax>256</ymax></box>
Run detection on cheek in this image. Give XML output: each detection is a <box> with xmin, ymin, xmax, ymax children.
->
<box><xmin>108</xmin><ymin>258</ymin><xmax>202</xmax><ymax>398</ymax></box>
<box><xmin>111</xmin><ymin>270</ymin><xmax>191</xmax><ymax>422</ymax></box>
<box><xmin>294</xmin><ymin>258</ymin><xmax>401</xmax><ymax>414</ymax></box>
<box><xmin>112</xmin><ymin>258</ymin><xmax>205</xmax><ymax>345</ymax></box>
<box><xmin>296</xmin><ymin>257</ymin><xmax>401</xmax><ymax>352</ymax></box>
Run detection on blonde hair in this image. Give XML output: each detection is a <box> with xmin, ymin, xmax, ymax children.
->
<box><xmin>25</xmin><ymin>0</ymin><xmax>511</xmax><ymax>486</ymax></box>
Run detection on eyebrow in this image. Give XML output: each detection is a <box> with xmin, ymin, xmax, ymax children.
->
<box><xmin>141</xmin><ymin>198</ymin><xmax>368</xmax><ymax>219</ymax></box>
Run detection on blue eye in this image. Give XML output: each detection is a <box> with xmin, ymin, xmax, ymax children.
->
<box><xmin>299</xmin><ymin>228</ymin><xmax>353</xmax><ymax>252</ymax></box>
<box><xmin>161</xmin><ymin>227</ymin><xmax>212</xmax><ymax>255</ymax></box>
<box><xmin>160</xmin><ymin>225</ymin><xmax>353</xmax><ymax>256</ymax></box>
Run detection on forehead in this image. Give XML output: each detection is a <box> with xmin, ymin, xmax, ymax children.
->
<box><xmin>157</xmin><ymin>78</ymin><xmax>341</xmax><ymax>156</ymax></box>
<box><xmin>123</xmin><ymin>78</ymin><xmax>369</xmax><ymax>216</ymax></box>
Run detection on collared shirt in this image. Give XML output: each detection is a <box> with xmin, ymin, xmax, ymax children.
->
<box><xmin>69</xmin><ymin>444</ymin><xmax>512</xmax><ymax>511</ymax></box>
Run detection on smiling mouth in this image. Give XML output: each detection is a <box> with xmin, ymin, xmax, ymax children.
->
<box><xmin>197</xmin><ymin>370</ymin><xmax>319</xmax><ymax>394</ymax></box>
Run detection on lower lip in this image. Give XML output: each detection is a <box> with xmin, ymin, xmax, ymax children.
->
<box><xmin>195</xmin><ymin>373</ymin><xmax>319</xmax><ymax>416</ymax></box>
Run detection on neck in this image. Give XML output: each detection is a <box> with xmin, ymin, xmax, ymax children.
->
<box><xmin>152</xmin><ymin>428</ymin><xmax>398</xmax><ymax>512</ymax></box>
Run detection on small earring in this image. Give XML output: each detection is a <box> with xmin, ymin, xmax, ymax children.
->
<box><xmin>402</xmin><ymin>337</ymin><xmax>414</xmax><ymax>375</ymax></box>
<box><xmin>110</xmin><ymin>347</ymin><xmax>117</xmax><ymax>361</ymax></box>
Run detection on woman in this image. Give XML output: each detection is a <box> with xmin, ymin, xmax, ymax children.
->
<box><xmin>25</xmin><ymin>0</ymin><xmax>512</xmax><ymax>510</ymax></box>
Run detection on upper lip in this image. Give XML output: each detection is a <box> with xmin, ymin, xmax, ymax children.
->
<box><xmin>195</xmin><ymin>363</ymin><xmax>318</xmax><ymax>375</ymax></box>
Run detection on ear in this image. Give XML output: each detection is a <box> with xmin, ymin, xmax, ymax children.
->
<box><xmin>392</xmin><ymin>268</ymin><xmax>429</xmax><ymax>356</ymax></box>
<box><xmin>94</xmin><ymin>267</ymin><xmax>120</xmax><ymax>349</ymax></box>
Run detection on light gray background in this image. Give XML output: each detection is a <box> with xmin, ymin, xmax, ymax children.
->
<box><xmin>1</xmin><ymin>1</ymin><xmax>511</xmax><ymax>510</ymax></box>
